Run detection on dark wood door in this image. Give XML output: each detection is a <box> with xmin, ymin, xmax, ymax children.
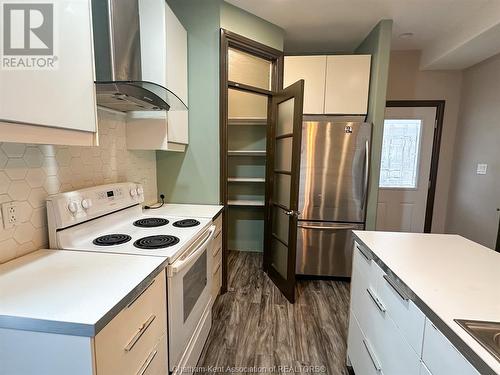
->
<box><xmin>263</xmin><ymin>80</ymin><xmax>304</xmax><ymax>303</ymax></box>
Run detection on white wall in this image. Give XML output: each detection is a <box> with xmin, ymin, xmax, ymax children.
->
<box><xmin>386</xmin><ymin>50</ymin><xmax>463</xmax><ymax>233</ymax></box>
<box><xmin>0</xmin><ymin>110</ymin><xmax>158</xmax><ymax>263</ymax></box>
<box><xmin>446</xmin><ymin>53</ymin><xmax>500</xmax><ymax>249</ymax></box>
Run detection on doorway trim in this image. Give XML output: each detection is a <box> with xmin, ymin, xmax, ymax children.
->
<box><xmin>385</xmin><ymin>100</ymin><xmax>445</xmax><ymax>233</ymax></box>
<box><xmin>219</xmin><ymin>29</ymin><xmax>284</xmax><ymax>293</ymax></box>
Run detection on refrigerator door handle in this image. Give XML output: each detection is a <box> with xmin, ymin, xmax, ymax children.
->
<box><xmin>297</xmin><ymin>224</ymin><xmax>359</xmax><ymax>231</ymax></box>
<box><xmin>361</xmin><ymin>140</ymin><xmax>370</xmax><ymax>210</ymax></box>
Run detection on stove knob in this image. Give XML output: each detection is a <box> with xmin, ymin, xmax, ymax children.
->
<box><xmin>81</xmin><ymin>198</ymin><xmax>92</xmax><ymax>210</ymax></box>
<box><xmin>130</xmin><ymin>188</ymin><xmax>138</xmax><ymax>198</ymax></box>
<box><xmin>136</xmin><ymin>186</ymin><xmax>144</xmax><ymax>196</ymax></box>
<box><xmin>68</xmin><ymin>201</ymin><xmax>79</xmax><ymax>214</ymax></box>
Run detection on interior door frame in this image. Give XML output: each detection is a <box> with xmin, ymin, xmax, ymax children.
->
<box><xmin>219</xmin><ymin>29</ymin><xmax>284</xmax><ymax>293</ymax></box>
<box><xmin>263</xmin><ymin>80</ymin><xmax>304</xmax><ymax>303</ymax></box>
<box><xmin>385</xmin><ymin>100</ymin><xmax>445</xmax><ymax>233</ymax></box>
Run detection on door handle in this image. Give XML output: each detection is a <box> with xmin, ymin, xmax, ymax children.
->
<box><xmin>297</xmin><ymin>224</ymin><xmax>358</xmax><ymax>230</ymax></box>
<box><xmin>361</xmin><ymin>140</ymin><xmax>370</xmax><ymax>210</ymax></box>
<box><xmin>367</xmin><ymin>287</ymin><xmax>386</xmax><ymax>313</ymax></box>
<box><xmin>362</xmin><ymin>338</ymin><xmax>382</xmax><ymax>372</ymax></box>
<box><xmin>124</xmin><ymin>315</ymin><xmax>156</xmax><ymax>352</ymax></box>
<box><xmin>285</xmin><ymin>210</ymin><xmax>300</xmax><ymax>217</ymax></box>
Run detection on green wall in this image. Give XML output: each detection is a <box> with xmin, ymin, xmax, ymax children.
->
<box><xmin>220</xmin><ymin>2</ymin><xmax>284</xmax><ymax>51</ymax></box>
<box><xmin>157</xmin><ymin>1</ymin><xmax>284</xmax><ymax>253</ymax></box>
<box><xmin>355</xmin><ymin>20</ymin><xmax>393</xmax><ymax>230</ymax></box>
<box><xmin>157</xmin><ymin>0</ymin><xmax>222</xmax><ymax>204</ymax></box>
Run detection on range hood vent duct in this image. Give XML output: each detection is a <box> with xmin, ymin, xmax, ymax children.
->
<box><xmin>91</xmin><ymin>0</ymin><xmax>187</xmax><ymax>112</ymax></box>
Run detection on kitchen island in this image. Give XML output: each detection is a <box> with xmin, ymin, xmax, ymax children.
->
<box><xmin>348</xmin><ymin>231</ymin><xmax>500</xmax><ymax>375</ymax></box>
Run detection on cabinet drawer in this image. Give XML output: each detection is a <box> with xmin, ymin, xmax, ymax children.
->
<box><xmin>213</xmin><ymin>214</ymin><xmax>222</xmax><ymax>236</ymax></box>
<box><xmin>366</xmin><ymin>285</ymin><xmax>421</xmax><ymax>375</ymax></box>
<box><xmin>422</xmin><ymin>320</ymin><xmax>479</xmax><ymax>375</ymax></box>
<box><xmin>213</xmin><ymin>246</ymin><xmax>222</xmax><ymax>273</ymax></box>
<box><xmin>213</xmin><ymin>231</ymin><xmax>222</xmax><ymax>257</ymax></box>
<box><xmin>347</xmin><ymin>312</ymin><xmax>380</xmax><ymax>375</ymax></box>
<box><xmin>138</xmin><ymin>335</ymin><xmax>167</xmax><ymax>375</ymax></box>
<box><xmin>350</xmin><ymin>242</ymin><xmax>384</xmax><ymax>333</ymax></box>
<box><xmin>212</xmin><ymin>262</ymin><xmax>222</xmax><ymax>298</ymax></box>
<box><xmin>378</xmin><ymin>272</ymin><xmax>425</xmax><ymax>354</ymax></box>
<box><xmin>95</xmin><ymin>271</ymin><xmax>167</xmax><ymax>375</ymax></box>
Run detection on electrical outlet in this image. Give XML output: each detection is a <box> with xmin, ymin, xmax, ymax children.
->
<box><xmin>1</xmin><ymin>202</ymin><xmax>18</xmax><ymax>229</ymax></box>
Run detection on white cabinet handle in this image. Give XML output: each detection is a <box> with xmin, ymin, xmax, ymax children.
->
<box><xmin>124</xmin><ymin>315</ymin><xmax>156</xmax><ymax>352</ymax></box>
<box><xmin>367</xmin><ymin>287</ymin><xmax>386</xmax><ymax>313</ymax></box>
<box><xmin>136</xmin><ymin>349</ymin><xmax>158</xmax><ymax>375</ymax></box>
<box><xmin>356</xmin><ymin>244</ymin><xmax>372</xmax><ymax>261</ymax></box>
<box><xmin>363</xmin><ymin>338</ymin><xmax>382</xmax><ymax>372</ymax></box>
<box><xmin>383</xmin><ymin>274</ymin><xmax>410</xmax><ymax>301</ymax></box>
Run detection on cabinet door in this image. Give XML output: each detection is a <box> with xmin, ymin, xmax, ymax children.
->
<box><xmin>324</xmin><ymin>55</ymin><xmax>371</xmax><ymax>115</ymax></box>
<box><xmin>0</xmin><ymin>0</ymin><xmax>97</xmax><ymax>133</ymax></box>
<box><xmin>422</xmin><ymin>320</ymin><xmax>480</xmax><ymax>375</ymax></box>
<box><xmin>284</xmin><ymin>56</ymin><xmax>326</xmax><ymax>114</ymax></box>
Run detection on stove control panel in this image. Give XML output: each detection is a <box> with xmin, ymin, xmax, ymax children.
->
<box><xmin>46</xmin><ymin>182</ymin><xmax>145</xmax><ymax>231</ymax></box>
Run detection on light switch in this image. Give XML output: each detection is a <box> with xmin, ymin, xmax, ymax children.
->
<box><xmin>476</xmin><ymin>163</ymin><xmax>488</xmax><ymax>175</ymax></box>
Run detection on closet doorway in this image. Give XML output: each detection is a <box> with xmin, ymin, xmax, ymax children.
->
<box><xmin>220</xmin><ymin>30</ymin><xmax>305</xmax><ymax>303</ymax></box>
<box><xmin>219</xmin><ymin>29</ymin><xmax>283</xmax><ymax>293</ymax></box>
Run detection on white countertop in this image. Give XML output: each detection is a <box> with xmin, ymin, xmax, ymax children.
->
<box><xmin>0</xmin><ymin>249</ymin><xmax>166</xmax><ymax>336</ymax></box>
<box><xmin>353</xmin><ymin>231</ymin><xmax>500</xmax><ymax>374</ymax></box>
<box><xmin>148</xmin><ymin>203</ymin><xmax>223</xmax><ymax>219</ymax></box>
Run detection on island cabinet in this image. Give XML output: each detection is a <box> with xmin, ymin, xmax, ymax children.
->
<box><xmin>347</xmin><ymin>242</ymin><xmax>480</xmax><ymax>375</ymax></box>
<box><xmin>0</xmin><ymin>270</ymin><xmax>167</xmax><ymax>375</ymax></box>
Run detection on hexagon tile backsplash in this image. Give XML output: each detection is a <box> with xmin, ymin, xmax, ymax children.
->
<box><xmin>0</xmin><ymin>110</ymin><xmax>158</xmax><ymax>263</ymax></box>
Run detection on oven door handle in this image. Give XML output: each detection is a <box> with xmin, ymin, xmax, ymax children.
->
<box><xmin>168</xmin><ymin>225</ymin><xmax>216</xmax><ymax>275</ymax></box>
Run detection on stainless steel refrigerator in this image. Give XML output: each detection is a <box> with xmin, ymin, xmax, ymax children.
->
<box><xmin>296</xmin><ymin>116</ymin><xmax>371</xmax><ymax>277</ymax></box>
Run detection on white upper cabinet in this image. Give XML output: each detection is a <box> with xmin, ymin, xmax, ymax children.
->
<box><xmin>284</xmin><ymin>54</ymin><xmax>371</xmax><ymax>115</ymax></box>
<box><xmin>0</xmin><ymin>0</ymin><xmax>97</xmax><ymax>140</ymax></box>
<box><xmin>324</xmin><ymin>55</ymin><xmax>371</xmax><ymax>115</ymax></box>
<box><xmin>284</xmin><ymin>56</ymin><xmax>327</xmax><ymax>114</ymax></box>
<box><xmin>129</xmin><ymin>0</ymin><xmax>188</xmax><ymax>151</ymax></box>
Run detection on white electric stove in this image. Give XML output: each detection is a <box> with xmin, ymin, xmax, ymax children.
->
<box><xmin>46</xmin><ymin>182</ymin><xmax>215</xmax><ymax>374</ymax></box>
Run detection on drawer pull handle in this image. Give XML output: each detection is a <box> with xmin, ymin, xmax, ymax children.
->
<box><xmin>137</xmin><ymin>349</ymin><xmax>158</xmax><ymax>375</ymax></box>
<box><xmin>125</xmin><ymin>315</ymin><xmax>156</xmax><ymax>352</ymax></box>
<box><xmin>383</xmin><ymin>274</ymin><xmax>410</xmax><ymax>301</ymax></box>
<box><xmin>367</xmin><ymin>287</ymin><xmax>386</xmax><ymax>313</ymax></box>
<box><xmin>356</xmin><ymin>244</ymin><xmax>372</xmax><ymax>261</ymax></box>
<box><xmin>362</xmin><ymin>338</ymin><xmax>382</xmax><ymax>372</ymax></box>
<box><xmin>127</xmin><ymin>279</ymin><xmax>155</xmax><ymax>308</ymax></box>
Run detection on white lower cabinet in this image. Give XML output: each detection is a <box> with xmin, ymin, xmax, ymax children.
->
<box><xmin>349</xmin><ymin>243</ymin><xmax>420</xmax><ymax>375</ymax></box>
<box><xmin>422</xmin><ymin>320</ymin><xmax>480</xmax><ymax>375</ymax></box>
<box><xmin>348</xmin><ymin>242</ymin><xmax>481</xmax><ymax>375</ymax></box>
<box><xmin>347</xmin><ymin>313</ymin><xmax>380</xmax><ymax>375</ymax></box>
<box><xmin>94</xmin><ymin>270</ymin><xmax>167</xmax><ymax>374</ymax></box>
<box><xmin>0</xmin><ymin>270</ymin><xmax>168</xmax><ymax>375</ymax></box>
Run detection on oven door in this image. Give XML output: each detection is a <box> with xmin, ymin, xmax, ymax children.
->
<box><xmin>166</xmin><ymin>225</ymin><xmax>215</xmax><ymax>371</ymax></box>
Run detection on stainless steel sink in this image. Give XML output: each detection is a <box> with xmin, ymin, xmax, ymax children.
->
<box><xmin>455</xmin><ymin>319</ymin><xmax>500</xmax><ymax>362</ymax></box>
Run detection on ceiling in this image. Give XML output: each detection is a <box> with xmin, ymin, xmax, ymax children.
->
<box><xmin>226</xmin><ymin>0</ymin><xmax>500</xmax><ymax>69</ymax></box>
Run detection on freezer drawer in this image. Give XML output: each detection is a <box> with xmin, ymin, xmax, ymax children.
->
<box><xmin>296</xmin><ymin>221</ymin><xmax>364</xmax><ymax>277</ymax></box>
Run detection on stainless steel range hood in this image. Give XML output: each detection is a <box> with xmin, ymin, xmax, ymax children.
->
<box><xmin>91</xmin><ymin>0</ymin><xmax>187</xmax><ymax>112</ymax></box>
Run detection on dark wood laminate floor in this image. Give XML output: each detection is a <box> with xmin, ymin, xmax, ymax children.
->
<box><xmin>197</xmin><ymin>251</ymin><xmax>351</xmax><ymax>375</ymax></box>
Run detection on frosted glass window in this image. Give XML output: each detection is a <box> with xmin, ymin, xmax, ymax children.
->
<box><xmin>379</xmin><ymin>119</ymin><xmax>422</xmax><ymax>188</ymax></box>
